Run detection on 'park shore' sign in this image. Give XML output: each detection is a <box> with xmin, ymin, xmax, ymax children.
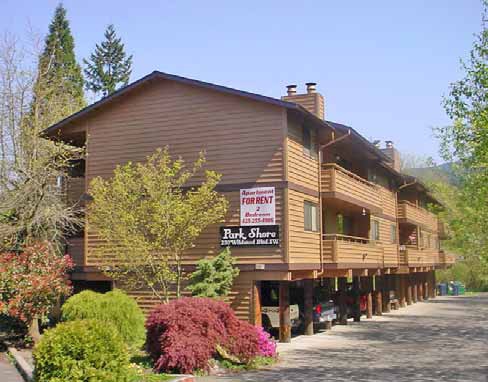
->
<box><xmin>220</xmin><ymin>225</ymin><xmax>279</xmax><ymax>247</ymax></box>
<box><xmin>240</xmin><ymin>187</ymin><xmax>275</xmax><ymax>226</ymax></box>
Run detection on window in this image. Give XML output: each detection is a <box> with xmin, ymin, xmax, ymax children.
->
<box><xmin>371</xmin><ymin>220</ymin><xmax>380</xmax><ymax>241</ymax></box>
<box><xmin>304</xmin><ymin>201</ymin><xmax>319</xmax><ymax>232</ymax></box>
<box><xmin>390</xmin><ymin>224</ymin><xmax>397</xmax><ymax>244</ymax></box>
<box><xmin>302</xmin><ymin>126</ymin><xmax>317</xmax><ymax>158</ymax></box>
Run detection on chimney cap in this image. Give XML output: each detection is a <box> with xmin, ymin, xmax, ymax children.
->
<box><xmin>286</xmin><ymin>84</ymin><xmax>297</xmax><ymax>96</ymax></box>
<box><xmin>385</xmin><ymin>140</ymin><xmax>394</xmax><ymax>148</ymax></box>
<box><xmin>306</xmin><ymin>82</ymin><xmax>317</xmax><ymax>94</ymax></box>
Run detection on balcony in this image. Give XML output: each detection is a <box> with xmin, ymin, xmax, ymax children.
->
<box><xmin>322</xmin><ymin>234</ymin><xmax>384</xmax><ymax>268</ymax></box>
<box><xmin>321</xmin><ymin>163</ymin><xmax>381</xmax><ymax>213</ymax></box>
<box><xmin>397</xmin><ymin>200</ymin><xmax>438</xmax><ymax>231</ymax></box>
<box><xmin>440</xmin><ymin>250</ymin><xmax>456</xmax><ymax>267</ymax></box>
<box><xmin>399</xmin><ymin>246</ymin><xmax>440</xmax><ymax>267</ymax></box>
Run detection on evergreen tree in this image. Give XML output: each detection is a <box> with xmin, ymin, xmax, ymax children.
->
<box><xmin>84</xmin><ymin>24</ymin><xmax>133</xmax><ymax>97</ymax></box>
<box><xmin>187</xmin><ymin>247</ymin><xmax>240</xmax><ymax>298</ymax></box>
<box><xmin>33</xmin><ymin>3</ymin><xmax>85</xmax><ymax>130</ymax></box>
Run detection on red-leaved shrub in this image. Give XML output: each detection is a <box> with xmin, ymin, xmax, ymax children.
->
<box><xmin>146</xmin><ymin>297</ymin><xmax>260</xmax><ymax>374</ymax></box>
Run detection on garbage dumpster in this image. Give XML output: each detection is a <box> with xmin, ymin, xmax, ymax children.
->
<box><xmin>452</xmin><ymin>283</ymin><xmax>459</xmax><ymax>296</ymax></box>
<box><xmin>437</xmin><ymin>283</ymin><xmax>448</xmax><ymax>296</ymax></box>
<box><xmin>458</xmin><ymin>284</ymin><xmax>466</xmax><ymax>295</ymax></box>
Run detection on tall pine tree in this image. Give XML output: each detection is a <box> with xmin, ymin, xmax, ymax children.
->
<box><xmin>84</xmin><ymin>24</ymin><xmax>133</xmax><ymax>97</ymax></box>
<box><xmin>33</xmin><ymin>3</ymin><xmax>85</xmax><ymax>130</ymax></box>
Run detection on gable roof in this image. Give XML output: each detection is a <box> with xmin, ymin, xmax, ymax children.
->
<box><xmin>43</xmin><ymin>70</ymin><xmax>313</xmax><ymax>136</ymax></box>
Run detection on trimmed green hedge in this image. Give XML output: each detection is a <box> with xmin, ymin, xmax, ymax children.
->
<box><xmin>34</xmin><ymin>319</ymin><xmax>131</xmax><ymax>382</ymax></box>
<box><xmin>62</xmin><ymin>289</ymin><xmax>145</xmax><ymax>350</ymax></box>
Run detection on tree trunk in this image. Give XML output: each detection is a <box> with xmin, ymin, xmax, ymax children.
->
<box><xmin>29</xmin><ymin>318</ymin><xmax>41</xmax><ymax>343</ymax></box>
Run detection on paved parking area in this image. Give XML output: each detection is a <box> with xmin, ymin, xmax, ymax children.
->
<box><xmin>0</xmin><ymin>353</ymin><xmax>23</xmax><ymax>382</ymax></box>
<box><xmin>199</xmin><ymin>294</ymin><xmax>488</xmax><ymax>382</ymax></box>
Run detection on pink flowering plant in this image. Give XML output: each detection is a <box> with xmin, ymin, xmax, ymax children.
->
<box><xmin>256</xmin><ymin>326</ymin><xmax>277</xmax><ymax>357</ymax></box>
<box><xmin>0</xmin><ymin>242</ymin><xmax>73</xmax><ymax>326</ymax></box>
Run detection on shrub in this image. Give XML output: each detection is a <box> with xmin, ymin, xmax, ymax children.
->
<box><xmin>0</xmin><ymin>243</ymin><xmax>73</xmax><ymax>325</ymax></box>
<box><xmin>62</xmin><ymin>289</ymin><xmax>145</xmax><ymax>350</ymax></box>
<box><xmin>255</xmin><ymin>326</ymin><xmax>277</xmax><ymax>357</ymax></box>
<box><xmin>146</xmin><ymin>297</ymin><xmax>260</xmax><ymax>374</ymax></box>
<box><xmin>33</xmin><ymin>319</ymin><xmax>131</xmax><ymax>382</ymax></box>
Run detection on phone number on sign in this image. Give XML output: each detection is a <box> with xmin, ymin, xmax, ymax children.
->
<box><xmin>241</xmin><ymin>217</ymin><xmax>274</xmax><ymax>224</ymax></box>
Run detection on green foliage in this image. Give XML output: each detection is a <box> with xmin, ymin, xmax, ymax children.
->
<box><xmin>33</xmin><ymin>4</ymin><xmax>85</xmax><ymax>129</ymax></box>
<box><xmin>0</xmin><ymin>243</ymin><xmax>73</xmax><ymax>324</ymax></box>
<box><xmin>435</xmin><ymin>1</ymin><xmax>488</xmax><ymax>264</ymax></box>
<box><xmin>89</xmin><ymin>147</ymin><xmax>229</xmax><ymax>301</ymax></box>
<box><xmin>218</xmin><ymin>356</ymin><xmax>277</xmax><ymax>371</ymax></box>
<box><xmin>61</xmin><ymin>289</ymin><xmax>145</xmax><ymax>350</ymax></box>
<box><xmin>33</xmin><ymin>319</ymin><xmax>131</xmax><ymax>382</ymax></box>
<box><xmin>187</xmin><ymin>247</ymin><xmax>239</xmax><ymax>298</ymax></box>
<box><xmin>437</xmin><ymin>257</ymin><xmax>488</xmax><ymax>292</ymax></box>
<box><xmin>84</xmin><ymin>24</ymin><xmax>133</xmax><ymax>96</ymax></box>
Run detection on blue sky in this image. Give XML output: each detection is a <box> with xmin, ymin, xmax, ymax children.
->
<box><xmin>1</xmin><ymin>1</ymin><xmax>482</xmax><ymax>162</ymax></box>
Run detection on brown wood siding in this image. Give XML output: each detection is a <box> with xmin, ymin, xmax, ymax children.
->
<box><xmin>287</xmin><ymin>190</ymin><xmax>321</xmax><ymax>264</ymax></box>
<box><xmin>82</xmin><ymin>79</ymin><xmax>286</xmax><ymax>267</ymax></box>
<box><xmin>117</xmin><ymin>273</ymin><xmax>252</xmax><ymax>321</ymax></box>
<box><xmin>378</xmin><ymin>186</ymin><xmax>396</xmax><ymax>218</ymax></box>
<box><xmin>67</xmin><ymin>237</ymin><xmax>84</xmax><ymax>267</ymax></box>
<box><xmin>371</xmin><ymin>215</ymin><xmax>398</xmax><ymax>267</ymax></box>
<box><xmin>85</xmin><ymin>79</ymin><xmax>284</xmax><ymax>185</ymax></box>
<box><xmin>286</xmin><ymin>120</ymin><xmax>319</xmax><ymax>191</ymax></box>
<box><xmin>86</xmin><ymin>190</ymin><xmax>285</xmax><ymax>267</ymax></box>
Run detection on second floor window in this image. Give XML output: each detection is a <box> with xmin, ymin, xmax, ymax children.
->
<box><xmin>371</xmin><ymin>220</ymin><xmax>380</xmax><ymax>241</ymax></box>
<box><xmin>302</xmin><ymin>126</ymin><xmax>317</xmax><ymax>159</ymax></box>
<box><xmin>304</xmin><ymin>201</ymin><xmax>319</xmax><ymax>232</ymax></box>
<box><xmin>390</xmin><ymin>224</ymin><xmax>397</xmax><ymax>244</ymax></box>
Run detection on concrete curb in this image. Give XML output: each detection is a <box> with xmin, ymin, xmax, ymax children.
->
<box><xmin>7</xmin><ymin>348</ymin><xmax>33</xmax><ymax>382</ymax></box>
<box><xmin>171</xmin><ymin>374</ymin><xmax>196</xmax><ymax>382</ymax></box>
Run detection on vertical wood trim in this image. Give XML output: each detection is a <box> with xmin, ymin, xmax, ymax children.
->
<box><xmin>279</xmin><ymin>281</ymin><xmax>291</xmax><ymax>343</ymax></box>
<box><xmin>304</xmin><ymin>279</ymin><xmax>314</xmax><ymax>335</ymax></box>
<box><xmin>282</xmin><ymin>108</ymin><xmax>290</xmax><ymax>264</ymax></box>
<box><xmin>252</xmin><ymin>281</ymin><xmax>262</xmax><ymax>326</ymax></box>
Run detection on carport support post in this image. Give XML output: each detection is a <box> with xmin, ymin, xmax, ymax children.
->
<box><xmin>364</xmin><ymin>276</ymin><xmax>373</xmax><ymax>319</ymax></box>
<box><xmin>374</xmin><ymin>275</ymin><xmax>383</xmax><ymax>316</ymax></box>
<box><xmin>412</xmin><ymin>274</ymin><xmax>418</xmax><ymax>303</ymax></box>
<box><xmin>432</xmin><ymin>270</ymin><xmax>437</xmax><ymax>298</ymax></box>
<box><xmin>418</xmin><ymin>274</ymin><xmax>424</xmax><ymax>302</ymax></box>
<box><xmin>304</xmin><ymin>279</ymin><xmax>314</xmax><ymax>335</ymax></box>
<box><xmin>338</xmin><ymin>277</ymin><xmax>348</xmax><ymax>325</ymax></box>
<box><xmin>406</xmin><ymin>274</ymin><xmax>413</xmax><ymax>305</ymax></box>
<box><xmin>382</xmin><ymin>274</ymin><xmax>391</xmax><ymax>313</ymax></box>
<box><xmin>252</xmin><ymin>281</ymin><xmax>262</xmax><ymax>327</ymax></box>
<box><xmin>400</xmin><ymin>275</ymin><xmax>407</xmax><ymax>308</ymax></box>
<box><xmin>423</xmin><ymin>272</ymin><xmax>429</xmax><ymax>300</ymax></box>
<box><xmin>279</xmin><ymin>281</ymin><xmax>291</xmax><ymax>343</ymax></box>
<box><xmin>352</xmin><ymin>276</ymin><xmax>361</xmax><ymax>322</ymax></box>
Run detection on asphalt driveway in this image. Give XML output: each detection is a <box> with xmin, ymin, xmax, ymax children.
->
<box><xmin>199</xmin><ymin>293</ymin><xmax>488</xmax><ymax>382</ymax></box>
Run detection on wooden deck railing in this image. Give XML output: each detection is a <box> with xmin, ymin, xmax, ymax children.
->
<box><xmin>322</xmin><ymin>233</ymin><xmax>383</xmax><ymax>266</ymax></box>
<box><xmin>439</xmin><ymin>250</ymin><xmax>456</xmax><ymax>266</ymax></box>
<box><xmin>399</xmin><ymin>245</ymin><xmax>441</xmax><ymax>266</ymax></box>
<box><xmin>321</xmin><ymin>163</ymin><xmax>382</xmax><ymax>210</ymax></box>
<box><xmin>398</xmin><ymin>200</ymin><xmax>438</xmax><ymax>231</ymax></box>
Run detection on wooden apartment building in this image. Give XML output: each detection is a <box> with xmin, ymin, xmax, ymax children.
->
<box><xmin>45</xmin><ymin>71</ymin><xmax>454</xmax><ymax>342</ymax></box>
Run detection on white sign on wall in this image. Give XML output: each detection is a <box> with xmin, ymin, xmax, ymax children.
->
<box><xmin>240</xmin><ymin>187</ymin><xmax>276</xmax><ymax>226</ymax></box>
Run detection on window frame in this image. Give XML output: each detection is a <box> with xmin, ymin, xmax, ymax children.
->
<box><xmin>390</xmin><ymin>224</ymin><xmax>397</xmax><ymax>244</ymax></box>
<box><xmin>371</xmin><ymin>219</ymin><xmax>380</xmax><ymax>241</ymax></box>
<box><xmin>304</xmin><ymin>201</ymin><xmax>319</xmax><ymax>232</ymax></box>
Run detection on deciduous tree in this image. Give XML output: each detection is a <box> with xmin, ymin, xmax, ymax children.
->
<box><xmin>88</xmin><ymin>148</ymin><xmax>228</xmax><ymax>302</ymax></box>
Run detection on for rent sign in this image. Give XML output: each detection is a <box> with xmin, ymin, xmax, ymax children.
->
<box><xmin>220</xmin><ymin>225</ymin><xmax>280</xmax><ymax>247</ymax></box>
<box><xmin>240</xmin><ymin>187</ymin><xmax>275</xmax><ymax>226</ymax></box>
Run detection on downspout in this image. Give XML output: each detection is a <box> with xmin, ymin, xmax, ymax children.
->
<box><xmin>317</xmin><ymin>129</ymin><xmax>352</xmax><ymax>275</ymax></box>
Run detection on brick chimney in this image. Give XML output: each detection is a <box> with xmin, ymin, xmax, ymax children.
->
<box><xmin>381</xmin><ymin>140</ymin><xmax>401</xmax><ymax>172</ymax></box>
<box><xmin>282</xmin><ymin>83</ymin><xmax>325</xmax><ymax>120</ymax></box>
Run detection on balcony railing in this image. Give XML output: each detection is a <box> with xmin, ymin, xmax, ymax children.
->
<box><xmin>321</xmin><ymin>163</ymin><xmax>381</xmax><ymax>211</ymax></box>
<box><xmin>399</xmin><ymin>245</ymin><xmax>441</xmax><ymax>267</ymax></box>
<box><xmin>322</xmin><ymin>233</ymin><xmax>383</xmax><ymax>267</ymax></box>
<box><xmin>439</xmin><ymin>250</ymin><xmax>456</xmax><ymax>266</ymax></box>
<box><xmin>397</xmin><ymin>200</ymin><xmax>438</xmax><ymax>231</ymax></box>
